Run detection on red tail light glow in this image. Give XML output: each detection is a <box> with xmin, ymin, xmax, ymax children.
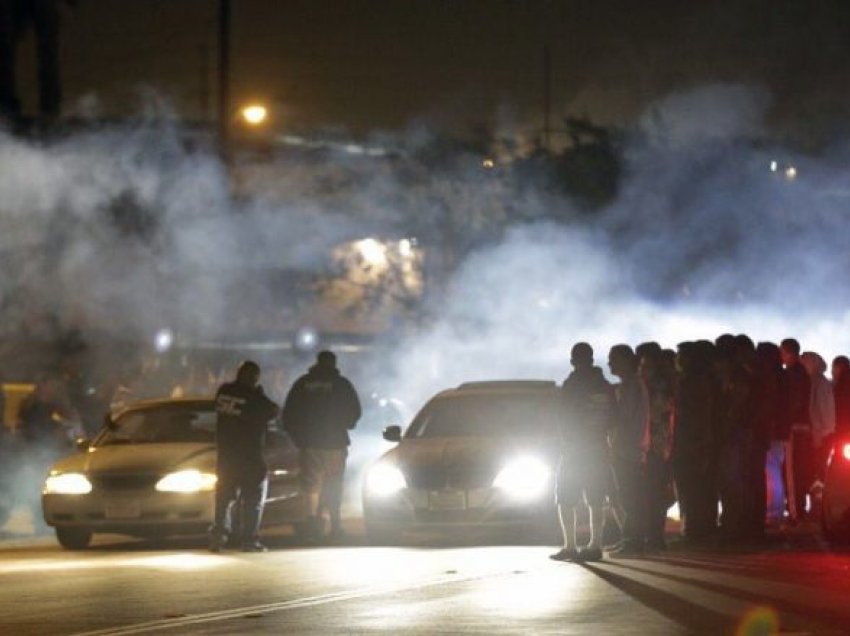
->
<box><xmin>843</xmin><ymin>443</ymin><xmax>850</xmax><ymax>462</ymax></box>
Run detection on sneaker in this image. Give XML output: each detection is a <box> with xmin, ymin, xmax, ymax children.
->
<box><xmin>241</xmin><ymin>541</ymin><xmax>269</xmax><ymax>553</ymax></box>
<box><xmin>549</xmin><ymin>547</ymin><xmax>581</xmax><ymax>562</ymax></box>
<box><xmin>580</xmin><ymin>546</ymin><xmax>603</xmax><ymax>562</ymax></box>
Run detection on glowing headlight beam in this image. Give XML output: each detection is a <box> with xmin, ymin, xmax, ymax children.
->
<box><xmin>155</xmin><ymin>470</ymin><xmax>217</xmax><ymax>493</ymax></box>
<box><xmin>492</xmin><ymin>456</ymin><xmax>550</xmax><ymax>500</ymax></box>
<box><xmin>366</xmin><ymin>464</ymin><xmax>407</xmax><ymax>497</ymax></box>
<box><xmin>44</xmin><ymin>473</ymin><xmax>92</xmax><ymax>495</ymax></box>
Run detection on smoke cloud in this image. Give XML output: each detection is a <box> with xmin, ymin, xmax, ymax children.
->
<box><xmin>1</xmin><ymin>84</ymin><xmax>849</xmax><ymax>419</ymax></box>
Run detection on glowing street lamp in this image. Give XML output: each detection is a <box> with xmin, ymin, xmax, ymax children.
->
<box><xmin>356</xmin><ymin>238</ymin><xmax>388</xmax><ymax>268</ymax></box>
<box><xmin>240</xmin><ymin>103</ymin><xmax>268</xmax><ymax>126</ymax></box>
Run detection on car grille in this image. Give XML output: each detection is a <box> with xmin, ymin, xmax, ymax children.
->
<box><xmin>405</xmin><ymin>466</ymin><xmax>493</xmax><ymax>490</ymax></box>
<box><xmin>91</xmin><ymin>474</ymin><xmax>160</xmax><ymax>491</ymax></box>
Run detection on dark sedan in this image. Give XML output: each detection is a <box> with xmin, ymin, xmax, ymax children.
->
<box><xmin>362</xmin><ymin>381</ymin><xmax>562</xmax><ymax>543</ymax></box>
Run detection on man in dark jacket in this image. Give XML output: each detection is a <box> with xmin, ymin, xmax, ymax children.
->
<box><xmin>209</xmin><ymin>361</ymin><xmax>279</xmax><ymax>553</ymax></box>
<box><xmin>673</xmin><ymin>341</ymin><xmax>720</xmax><ymax>542</ymax></box>
<box><xmin>550</xmin><ymin>343</ymin><xmax>612</xmax><ymax>562</ymax></box>
<box><xmin>781</xmin><ymin>338</ymin><xmax>812</xmax><ymax>522</ymax></box>
<box><xmin>282</xmin><ymin>350</ymin><xmax>361</xmax><ymax>540</ymax></box>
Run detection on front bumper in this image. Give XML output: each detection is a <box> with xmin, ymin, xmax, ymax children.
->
<box><xmin>363</xmin><ymin>486</ymin><xmax>557</xmax><ymax>533</ymax></box>
<box><xmin>42</xmin><ymin>490</ymin><xmax>214</xmax><ymax>535</ymax></box>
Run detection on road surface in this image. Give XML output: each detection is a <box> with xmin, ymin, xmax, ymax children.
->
<box><xmin>1</xmin><ymin>520</ymin><xmax>849</xmax><ymax>635</ymax></box>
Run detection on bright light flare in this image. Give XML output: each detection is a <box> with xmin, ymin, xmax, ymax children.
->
<box><xmin>155</xmin><ymin>470</ymin><xmax>217</xmax><ymax>493</ymax></box>
<box><xmin>842</xmin><ymin>442</ymin><xmax>850</xmax><ymax>462</ymax></box>
<box><xmin>785</xmin><ymin>165</ymin><xmax>797</xmax><ymax>180</ymax></box>
<box><xmin>154</xmin><ymin>328</ymin><xmax>173</xmax><ymax>353</ymax></box>
<box><xmin>241</xmin><ymin>104</ymin><xmax>268</xmax><ymax>126</ymax></box>
<box><xmin>366</xmin><ymin>463</ymin><xmax>407</xmax><ymax>497</ymax></box>
<box><xmin>492</xmin><ymin>456</ymin><xmax>550</xmax><ymax>500</ymax></box>
<box><xmin>295</xmin><ymin>326</ymin><xmax>319</xmax><ymax>351</ymax></box>
<box><xmin>482</xmin><ymin>158</ymin><xmax>495</xmax><ymax>169</ymax></box>
<box><xmin>356</xmin><ymin>238</ymin><xmax>388</xmax><ymax>268</ymax></box>
<box><xmin>398</xmin><ymin>238</ymin><xmax>414</xmax><ymax>258</ymax></box>
<box><xmin>44</xmin><ymin>472</ymin><xmax>92</xmax><ymax>495</ymax></box>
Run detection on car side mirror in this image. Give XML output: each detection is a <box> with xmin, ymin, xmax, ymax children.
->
<box><xmin>75</xmin><ymin>437</ymin><xmax>90</xmax><ymax>452</ymax></box>
<box><xmin>383</xmin><ymin>425</ymin><xmax>402</xmax><ymax>443</ymax></box>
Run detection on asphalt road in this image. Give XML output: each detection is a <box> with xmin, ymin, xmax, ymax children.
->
<box><xmin>2</xmin><ymin>523</ymin><xmax>850</xmax><ymax>635</ymax></box>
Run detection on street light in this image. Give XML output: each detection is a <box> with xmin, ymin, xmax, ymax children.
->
<box><xmin>240</xmin><ymin>103</ymin><xmax>268</xmax><ymax>127</ymax></box>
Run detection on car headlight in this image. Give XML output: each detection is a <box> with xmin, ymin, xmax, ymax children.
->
<box><xmin>365</xmin><ymin>463</ymin><xmax>407</xmax><ymax>497</ymax></box>
<box><xmin>493</xmin><ymin>456</ymin><xmax>550</xmax><ymax>500</ymax></box>
<box><xmin>43</xmin><ymin>472</ymin><xmax>92</xmax><ymax>495</ymax></box>
<box><xmin>155</xmin><ymin>470</ymin><xmax>217</xmax><ymax>493</ymax></box>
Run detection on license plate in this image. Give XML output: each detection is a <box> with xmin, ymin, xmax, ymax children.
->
<box><xmin>105</xmin><ymin>501</ymin><xmax>141</xmax><ymax>519</ymax></box>
<box><xmin>429</xmin><ymin>490</ymin><xmax>466</xmax><ymax>511</ymax></box>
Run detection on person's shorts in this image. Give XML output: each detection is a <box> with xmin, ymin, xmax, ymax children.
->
<box><xmin>299</xmin><ymin>448</ymin><xmax>347</xmax><ymax>492</ymax></box>
<box><xmin>556</xmin><ymin>454</ymin><xmax>607</xmax><ymax>508</ymax></box>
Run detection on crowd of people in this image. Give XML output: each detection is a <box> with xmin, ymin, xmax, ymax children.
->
<box><xmin>553</xmin><ymin>335</ymin><xmax>848</xmax><ymax>562</ymax></box>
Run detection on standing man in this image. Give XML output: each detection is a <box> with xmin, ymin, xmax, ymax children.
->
<box><xmin>607</xmin><ymin>344</ymin><xmax>650</xmax><ymax>557</ymax></box>
<box><xmin>282</xmin><ymin>350</ymin><xmax>361</xmax><ymax>542</ymax></box>
<box><xmin>780</xmin><ymin>338</ymin><xmax>811</xmax><ymax>523</ymax></box>
<box><xmin>209</xmin><ymin>361</ymin><xmax>279</xmax><ymax>553</ymax></box>
<box><xmin>550</xmin><ymin>343</ymin><xmax>612</xmax><ymax>562</ymax></box>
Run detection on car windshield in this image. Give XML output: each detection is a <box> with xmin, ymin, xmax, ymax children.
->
<box><xmin>96</xmin><ymin>404</ymin><xmax>216</xmax><ymax>446</ymax></box>
<box><xmin>406</xmin><ymin>394</ymin><xmax>560</xmax><ymax>439</ymax></box>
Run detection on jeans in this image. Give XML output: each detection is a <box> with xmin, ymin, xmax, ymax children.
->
<box><xmin>765</xmin><ymin>441</ymin><xmax>786</xmax><ymax>525</ymax></box>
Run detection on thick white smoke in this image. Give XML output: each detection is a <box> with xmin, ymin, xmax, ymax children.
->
<box><xmin>4</xmin><ymin>84</ymin><xmax>850</xmax><ymax>530</ymax></box>
<box><xmin>377</xmin><ymin>84</ymin><xmax>850</xmax><ymax>413</ymax></box>
<box><xmin>1</xmin><ymin>84</ymin><xmax>849</xmax><ymax>418</ymax></box>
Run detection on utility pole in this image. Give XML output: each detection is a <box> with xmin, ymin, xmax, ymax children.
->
<box><xmin>217</xmin><ymin>0</ymin><xmax>231</xmax><ymax>151</ymax></box>
<box><xmin>543</xmin><ymin>45</ymin><xmax>551</xmax><ymax>152</ymax></box>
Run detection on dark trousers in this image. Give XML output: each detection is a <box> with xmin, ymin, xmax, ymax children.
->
<box><xmin>718</xmin><ymin>430</ymin><xmax>748</xmax><ymax>538</ymax></box>
<box><xmin>741</xmin><ymin>440</ymin><xmax>768</xmax><ymax>538</ymax></box>
<box><xmin>644</xmin><ymin>452</ymin><xmax>670</xmax><ymax>547</ymax></box>
<box><xmin>613</xmin><ymin>457</ymin><xmax>646</xmax><ymax>549</ymax></box>
<box><xmin>212</xmin><ymin>465</ymin><xmax>267</xmax><ymax>544</ymax></box>
<box><xmin>791</xmin><ymin>429</ymin><xmax>814</xmax><ymax>517</ymax></box>
<box><xmin>674</xmin><ymin>454</ymin><xmax>716</xmax><ymax>540</ymax></box>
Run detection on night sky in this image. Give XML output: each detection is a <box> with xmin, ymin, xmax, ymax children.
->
<box><xmin>11</xmin><ymin>0</ymin><xmax>850</xmax><ymax>140</ymax></box>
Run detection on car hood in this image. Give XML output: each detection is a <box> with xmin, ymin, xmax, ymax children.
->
<box><xmin>379</xmin><ymin>437</ymin><xmax>555</xmax><ymax>490</ymax></box>
<box><xmin>50</xmin><ymin>443</ymin><xmax>215</xmax><ymax>475</ymax></box>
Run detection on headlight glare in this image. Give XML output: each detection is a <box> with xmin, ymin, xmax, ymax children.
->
<box><xmin>366</xmin><ymin>463</ymin><xmax>406</xmax><ymax>497</ymax></box>
<box><xmin>493</xmin><ymin>456</ymin><xmax>550</xmax><ymax>500</ymax></box>
<box><xmin>155</xmin><ymin>470</ymin><xmax>217</xmax><ymax>493</ymax></box>
<box><xmin>44</xmin><ymin>472</ymin><xmax>92</xmax><ymax>495</ymax></box>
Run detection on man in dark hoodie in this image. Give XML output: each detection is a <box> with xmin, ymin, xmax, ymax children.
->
<box><xmin>550</xmin><ymin>343</ymin><xmax>612</xmax><ymax>562</ymax></box>
<box><xmin>282</xmin><ymin>350</ymin><xmax>361</xmax><ymax>540</ymax></box>
<box><xmin>209</xmin><ymin>361</ymin><xmax>279</xmax><ymax>553</ymax></box>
